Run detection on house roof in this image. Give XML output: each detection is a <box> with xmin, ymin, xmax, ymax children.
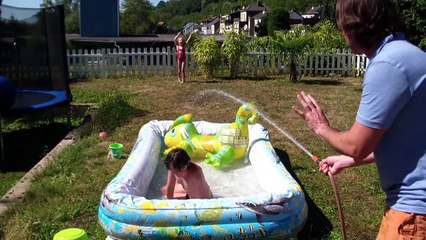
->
<box><xmin>66</xmin><ymin>34</ymin><xmax>175</xmax><ymax>43</ymax></box>
<box><xmin>66</xmin><ymin>34</ymin><xmax>227</xmax><ymax>44</ymax></box>
<box><xmin>201</xmin><ymin>16</ymin><xmax>219</xmax><ymax>24</ymax></box>
<box><xmin>183</xmin><ymin>22</ymin><xmax>195</xmax><ymax>29</ymax></box>
<box><xmin>243</xmin><ymin>1</ymin><xmax>270</xmax><ymax>13</ymax></box>
<box><xmin>252</xmin><ymin>11</ymin><xmax>266</xmax><ymax>20</ymax></box>
<box><xmin>290</xmin><ymin>11</ymin><xmax>303</xmax><ymax>20</ymax></box>
<box><xmin>228</xmin><ymin>10</ymin><xmax>240</xmax><ymax>18</ymax></box>
<box><xmin>306</xmin><ymin>6</ymin><xmax>322</xmax><ymax>15</ymax></box>
<box><xmin>204</xmin><ymin>17</ymin><xmax>219</xmax><ymax>27</ymax></box>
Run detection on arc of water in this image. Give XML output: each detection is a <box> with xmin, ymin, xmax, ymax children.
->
<box><xmin>198</xmin><ymin>89</ymin><xmax>314</xmax><ymax>158</ymax></box>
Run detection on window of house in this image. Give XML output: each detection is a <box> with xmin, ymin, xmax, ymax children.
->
<box><xmin>240</xmin><ymin>12</ymin><xmax>247</xmax><ymax>22</ymax></box>
<box><xmin>234</xmin><ymin>22</ymin><xmax>239</xmax><ymax>29</ymax></box>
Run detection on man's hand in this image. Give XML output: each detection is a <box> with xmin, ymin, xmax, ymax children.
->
<box><xmin>319</xmin><ymin>155</ymin><xmax>355</xmax><ymax>175</ymax></box>
<box><xmin>293</xmin><ymin>91</ymin><xmax>330</xmax><ymax>136</ymax></box>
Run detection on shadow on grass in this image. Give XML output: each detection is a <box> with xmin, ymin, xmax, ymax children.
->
<box><xmin>217</xmin><ymin>76</ymin><xmax>274</xmax><ymax>81</ymax></box>
<box><xmin>187</xmin><ymin>79</ymin><xmax>222</xmax><ymax>84</ymax></box>
<box><xmin>190</xmin><ymin>75</ymin><xmax>275</xmax><ymax>83</ymax></box>
<box><xmin>275</xmin><ymin>148</ymin><xmax>333</xmax><ymax>239</ymax></box>
<box><xmin>0</xmin><ymin>104</ymin><xmax>148</xmax><ymax>172</ymax></box>
<box><xmin>299</xmin><ymin>79</ymin><xmax>344</xmax><ymax>86</ymax></box>
<box><xmin>0</xmin><ymin>123</ymin><xmax>71</xmax><ymax>172</ymax></box>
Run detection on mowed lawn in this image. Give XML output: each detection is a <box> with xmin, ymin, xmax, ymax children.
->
<box><xmin>0</xmin><ymin>74</ymin><xmax>385</xmax><ymax>239</ymax></box>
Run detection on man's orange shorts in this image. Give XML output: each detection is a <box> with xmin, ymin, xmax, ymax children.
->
<box><xmin>377</xmin><ymin>207</ymin><xmax>426</xmax><ymax>240</ymax></box>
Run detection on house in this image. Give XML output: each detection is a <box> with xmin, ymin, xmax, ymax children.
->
<box><xmin>239</xmin><ymin>1</ymin><xmax>271</xmax><ymax>36</ymax></box>
<box><xmin>253</xmin><ymin>10</ymin><xmax>267</xmax><ymax>28</ymax></box>
<box><xmin>218</xmin><ymin>2</ymin><xmax>270</xmax><ymax>36</ymax></box>
<box><xmin>200</xmin><ymin>16</ymin><xmax>220</xmax><ymax>35</ymax></box>
<box><xmin>302</xmin><ymin>6</ymin><xmax>322</xmax><ymax>26</ymax></box>
<box><xmin>182</xmin><ymin>22</ymin><xmax>199</xmax><ymax>35</ymax></box>
<box><xmin>289</xmin><ymin>11</ymin><xmax>304</xmax><ymax>26</ymax></box>
<box><xmin>220</xmin><ymin>10</ymin><xmax>241</xmax><ymax>34</ymax></box>
<box><xmin>185</xmin><ymin>1</ymin><xmax>271</xmax><ymax>36</ymax></box>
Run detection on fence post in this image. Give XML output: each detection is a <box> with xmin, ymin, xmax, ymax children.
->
<box><xmin>136</xmin><ymin>48</ymin><xmax>141</xmax><ymax>76</ymax></box>
<box><xmin>166</xmin><ymin>46</ymin><xmax>171</xmax><ymax>75</ymax></box>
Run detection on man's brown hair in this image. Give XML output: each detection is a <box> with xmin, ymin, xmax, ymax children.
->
<box><xmin>336</xmin><ymin>0</ymin><xmax>406</xmax><ymax>49</ymax></box>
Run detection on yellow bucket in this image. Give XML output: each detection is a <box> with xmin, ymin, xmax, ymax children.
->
<box><xmin>53</xmin><ymin>228</ymin><xmax>88</xmax><ymax>240</ymax></box>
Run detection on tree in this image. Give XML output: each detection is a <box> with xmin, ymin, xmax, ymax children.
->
<box><xmin>251</xmin><ymin>26</ymin><xmax>313</xmax><ymax>82</ymax></box>
<box><xmin>320</xmin><ymin>0</ymin><xmax>336</xmax><ymax>23</ymax></box>
<box><xmin>265</xmin><ymin>0</ymin><xmax>317</xmax><ymax>12</ymax></box>
<box><xmin>266</xmin><ymin>8</ymin><xmax>290</xmax><ymax>35</ymax></box>
<box><xmin>255</xmin><ymin>14</ymin><xmax>269</xmax><ymax>37</ymax></box>
<box><xmin>120</xmin><ymin>0</ymin><xmax>155</xmax><ymax>35</ymax></box>
<box><xmin>41</xmin><ymin>0</ymin><xmax>79</xmax><ymax>33</ymax></box>
<box><xmin>312</xmin><ymin>20</ymin><xmax>347</xmax><ymax>51</ymax></box>
<box><xmin>221</xmin><ymin>31</ymin><xmax>250</xmax><ymax>78</ymax></box>
<box><xmin>394</xmin><ymin>0</ymin><xmax>426</xmax><ymax>50</ymax></box>
<box><xmin>276</xmin><ymin>27</ymin><xmax>313</xmax><ymax>82</ymax></box>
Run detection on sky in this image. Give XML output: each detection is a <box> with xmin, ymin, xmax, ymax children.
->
<box><xmin>2</xmin><ymin>0</ymin><xmax>163</xmax><ymax>8</ymax></box>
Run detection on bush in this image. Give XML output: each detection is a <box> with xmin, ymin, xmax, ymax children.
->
<box><xmin>77</xmin><ymin>91</ymin><xmax>135</xmax><ymax>137</ymax></box>
<box><xmin>193</xmin><ymin>37</ymin><xmax>222</xmax><ymax>79</ymax></box>
<box><xmin>221</xmin><ymin>31</ymin><xmax>250</xmax><ymax>79</ymax></box>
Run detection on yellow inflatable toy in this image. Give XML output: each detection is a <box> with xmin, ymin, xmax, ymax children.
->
<box><xmin>164</xmin><ymin>103</ymin><xmax>258</xmax><ymax>167</ymax></box>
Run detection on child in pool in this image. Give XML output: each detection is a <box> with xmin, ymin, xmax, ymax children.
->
<box><xmin>174</xmin><ymin>30</ymin><xmax>197</xmax><ymax>83</ymax></box>
<box><xmin>162</xmin><ymin>148</ymin><xmax>212</xmax><ymax>199</ymax></box>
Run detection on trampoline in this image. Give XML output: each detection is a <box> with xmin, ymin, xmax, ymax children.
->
<box><xmin>0</xmin><ymin>4</ymin><xmax>72</xmax><ymax>168</ymax></box>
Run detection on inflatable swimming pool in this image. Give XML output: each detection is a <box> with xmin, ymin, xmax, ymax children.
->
<box><xmin>98</xmin><ymin>120</ymin><xmax>308</xmax><ymax>239</ymax></box>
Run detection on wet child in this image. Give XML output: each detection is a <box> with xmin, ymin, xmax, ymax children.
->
<box><xmin>174</xmin><ymin>30</ymin><xmax>197</xmax><ymax>83</ymax></box>
<box><xmin>161</xmin><ymin>148</ymin><xmax>212</xmax><ymax>199</ymax></box>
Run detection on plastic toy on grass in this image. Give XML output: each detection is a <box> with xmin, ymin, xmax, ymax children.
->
<box><xmin>99</xmin><ymin>131</ymin><xmax>109</xmax><ymax>139</ymax></box>
<box><xmin>108</xmin><ymin>143</ymin><xmax>123</xmax><ymax>159</ymax></box>
<box><xmin>164</xmin><ymin>103</ymin><xmax>258</xmax><ymax>167</ymax></box>
<box><xmin>53</xmin><ymin>228</ymin><xmax>88</xmax><ymax>240</ymax></box>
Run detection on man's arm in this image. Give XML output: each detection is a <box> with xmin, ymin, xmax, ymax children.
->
<box><xmin>316</xmin><ymin>121</ymin><xmax>385</xmax><ymax>160</ymax></box>
<box><xmin>293</xmin><ymin>91</ymin><xmax>386</xmax><ymax>160</ymax></box>
<box><xmin>320</xmin><ymin>152</ymin><xmax>376</xmax><ymax>175</ymax></box>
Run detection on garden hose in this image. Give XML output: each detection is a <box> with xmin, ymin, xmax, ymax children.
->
<box><xmin>311</xmin><ymin>156</ymin><xmax>347</xmax><ymax>240</ymax></box>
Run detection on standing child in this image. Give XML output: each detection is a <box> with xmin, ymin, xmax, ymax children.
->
<box><xmin>162</xmin><ymin>148</ymin><xmax>212</xmax><ymax>199</ymax></box>
<box><xmin>174</xmin><ymin>30</ymin><xmax>197</xmax><ymax>83</ymax></box>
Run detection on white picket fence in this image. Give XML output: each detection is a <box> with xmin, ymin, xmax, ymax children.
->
<box><xmin>67</xmin><ymin>47</ymin><xmax>368</xmax><ymax>78</ymax></box>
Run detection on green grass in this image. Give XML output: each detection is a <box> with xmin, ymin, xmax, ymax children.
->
<box><xmin>0</xmin><ymin>172</ymin><xmax>26</xmax><ymax>196</ymax></box>
<box><xmin>0</xmin><ymin>75</ymin><xmax>385</xmax><ymax>239</ymax></box>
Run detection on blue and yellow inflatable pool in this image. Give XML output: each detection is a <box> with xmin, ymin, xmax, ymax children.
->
<box><xmin>98</xmin><ymin>120</ymin><xmax>307</xmax><ymax>239</ymax></box>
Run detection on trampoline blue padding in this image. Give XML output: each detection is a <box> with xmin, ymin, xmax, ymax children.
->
<box><xmin>1</xmin><ymin>89</ymin><xmax>71</xmax><ymax>118</ymax></box>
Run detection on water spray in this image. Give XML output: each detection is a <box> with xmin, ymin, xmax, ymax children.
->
<box><xmin>198</xmin><ymin>89</ymin><xmax>347</xmax><ymax>240</ymax></box>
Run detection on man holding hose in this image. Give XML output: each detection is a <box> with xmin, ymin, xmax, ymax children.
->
<box><xmin>293</xmin><ymin>0</ymin><xmax>426</xmax><ymax>239</ymax></box>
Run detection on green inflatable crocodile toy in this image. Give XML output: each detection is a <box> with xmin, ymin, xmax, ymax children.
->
<box><xmin>164</xmin><ymin>103</ymin><xmax>258</xmax><ymax>168</ymax></box>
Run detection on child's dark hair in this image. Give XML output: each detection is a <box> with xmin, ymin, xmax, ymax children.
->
<box><xmin>164</xmin><ymin>148</ymin><xmax>190</xmax><ymax>171</ymax></box>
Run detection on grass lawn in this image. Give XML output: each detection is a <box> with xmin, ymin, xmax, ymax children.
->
<box><xmin>0</xmin><ymin>74</ymin><xmax>385</xmax><ymax>239</ymax></box>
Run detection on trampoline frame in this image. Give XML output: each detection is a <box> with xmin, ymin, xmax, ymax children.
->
<box><xmin>0</xmin><ymin>4</ymin><xmax>72</xmax><ymax>171</ymax></box>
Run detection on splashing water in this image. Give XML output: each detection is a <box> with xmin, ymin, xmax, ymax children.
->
<box><xmin>197</xmin><ymin>89</ymin><xmax>315</xmax><ymax>158</ymax></box>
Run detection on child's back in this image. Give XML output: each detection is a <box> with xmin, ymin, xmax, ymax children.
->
<box><xmin>163</xmin><ymin>148</ymin><xmax>212</xmax><ymax>199</ymax></box>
